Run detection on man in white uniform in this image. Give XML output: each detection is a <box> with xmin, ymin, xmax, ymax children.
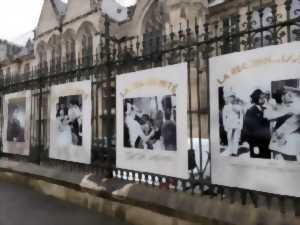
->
<box><xmin>222</xmin><ymin>90</ymin><xmax>243</xmax><ymax>156</ymax></box>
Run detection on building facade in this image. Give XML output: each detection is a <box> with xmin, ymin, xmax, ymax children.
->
<box><xmin>0</xmin><ymin>0</ymin><xmax>207</xmax><ymax>78</ymax></box>
<box><xmin>0</xmin><ymin>0</ymin><xmax>299</xmax><ymax>147</ymax></box>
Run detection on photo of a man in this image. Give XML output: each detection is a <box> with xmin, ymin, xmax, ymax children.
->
<box><xmin>243</xmin><ymin>89</ymin><xmax>271</xmax><ymax>159</ymax></box>
<box><xmin>218</xmin><ymin>79</ymin><xmax>300</xmax><ymax>161</ymax></box>
<box><xmin>210</xmin><ymin>41</ymin><xmax>300</xmax><ymax>197</ymax></box>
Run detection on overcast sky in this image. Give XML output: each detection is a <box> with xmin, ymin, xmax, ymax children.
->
<box><xmin>0</xmin><ymin>0</ymin><xmax>135</xmax><ymax>45</ymax></box>
<box><xmin>0</xmin><ymin>0</ymin><xmax>44</xmax><ymax>43</ymax></box>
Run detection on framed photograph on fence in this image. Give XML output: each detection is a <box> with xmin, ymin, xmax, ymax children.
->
<box><xmin>116</xmin><ymin>63</ymin><xmax>189</xmax><ymax>179</ymax></box>
<box><xmin>3</xmin><ymin>91</ymin><xmax>31</xmax><ymax>156</ymax></box>
<box><xmin>209</xmin><ymin>41</ymin><xmax>300</xmax><ymax>197</ymax></box>
<box><xmin>49</xmin><ymin>80</ymin><xmax>91</xmax><ymax>164</ymax></box>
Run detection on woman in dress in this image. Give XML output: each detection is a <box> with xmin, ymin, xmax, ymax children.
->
<box><xmin>56</xmin><ymin>108</ymin><xmax>72</xmax><ymax>146</ymax></box>
<box><xmin>124</xmin><ymin>102</ymin><xmax>155</xmax><ymax>149</ymax></box>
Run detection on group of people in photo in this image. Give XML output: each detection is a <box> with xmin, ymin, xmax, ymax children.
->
<box><xmin>56</xmin><ymin>95</ymin><xmax>83</xmax><ymax>146</ymax></box>
<box><xmin>220</xmin><ymin>79</ymin><xmax>300</xmax><ymax>161</ymax></box>
<box><xmin>124</xmin><ymin>95</ymin><xmax>177</xmax><ymax>151</ymax></box>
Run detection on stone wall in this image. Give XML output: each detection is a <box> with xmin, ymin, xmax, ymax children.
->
<box><xmin>0</xmin><ymin>159</ymin><xmax>299</xmax><ymax>225</ymax></box>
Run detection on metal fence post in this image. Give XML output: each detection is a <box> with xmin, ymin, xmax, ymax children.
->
<box><xmin>35</xmin><ymin>69</ymin><xmax>43</xmax><ymax>164</ymax></box>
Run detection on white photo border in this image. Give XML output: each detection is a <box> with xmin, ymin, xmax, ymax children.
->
<box><xmin>3</xmin><ymin>90</ymin><xmax>31</xmax><ymax>156</ymax></box>
<box><xmin>49</xmin><ymin>80</ymin><xmax>92</xmax><ymax>164</ymax></box>
<box><xmin>116</xmin><ymin>63</ymin><xmax>189</xmax><ymax>179</ymax></box>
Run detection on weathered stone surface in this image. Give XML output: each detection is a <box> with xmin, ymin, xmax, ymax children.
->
<box><xmin>125</xmin><ymin>206</ymin><xmax>174</xmax><ymax>225</ymax></box>
<box><xmin>0</xmin><ymin>180</ymin><xmax>131</xmax><ymax>225</ymax></box>
<box><xmin>0</xmin><ymin>159</ymin><xmax>299</xmax><ymax>225</ymax></box>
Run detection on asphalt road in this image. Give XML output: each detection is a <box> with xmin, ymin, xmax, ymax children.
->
<box><xmin>0</xmin><ymin>181</ymin><xmax>131</xmax><ymax>225</ymax></box>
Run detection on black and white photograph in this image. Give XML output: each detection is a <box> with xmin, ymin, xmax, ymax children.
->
<box><xmin>50</xmin><ymin>80</ymin><xmax>92</xmax><ymax>164</ymax></box>
<box><xmin>210</xmin><ymin>42</ymin><xmax>300</xmax><ymax>197</ymax></box>
<box><xmin>219</xmin><ymin>78</ymin><xmax>300</xmax><ymax>161</ymax></box>
<box><xmin>117</xmin><ymin>63</ymin><xmax>188</xmax><ymax>179</ymax></box>
<box><xmin>124</xmin><ymin>95</ymin><xmax>177</xmax><ymax>151</ymax></box>
<box><xmin>3</xmin><ymin>91</ymin><xmax>31</xmax><ymax>156</ymax></box>
<box><xmin>56</xmin><ymin>95</ymin><xmax>83</xmax><ymax>147</ymax></box>
<box><xmin>7</xmin><ymin>97</ymin><xmax>26</xmax><ymax>143</ymax></box>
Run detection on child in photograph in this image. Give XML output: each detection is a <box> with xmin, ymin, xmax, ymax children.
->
<box><xmin>222</xmin><ymin>90</ymin><xmax>243</xmax><ymax>156</ymax></box>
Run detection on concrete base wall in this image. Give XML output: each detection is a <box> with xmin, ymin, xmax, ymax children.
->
<box><xmin>0</xmin><ymin>171</ymin><xmax>213</xmax><ymax>225</ymax></box>
<box><xmin>0</xmin><ymin>159</ymin><xmax>299</xmax><ymax>225</ymax></box>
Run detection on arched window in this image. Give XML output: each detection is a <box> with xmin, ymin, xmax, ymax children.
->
<box><xmin>49</xmin><ymin>35</ymin><xmax>61</xmax><ymax>73</ymax></box>
<box><xmin>82</xmin><ymin>34</ymin><xmax>87</xmax><ymax>57</ymax></box>
<box><xmin>37</xmin><ymin>42</ymin><xmax>47</xmax><ymax>71</ymax></box>
<box><xmin>50</xmin><ymin>47</ymin><xmax>56</xmax><ymax>72</ymax></box>
<box><xmin>66</xmin><ymin>38</ymin><xmax>76</xmax><ymax>64</ymax></box>
<box><xmin>77</xmin><ymin>22</ymin><xmax>96</xmax><ymax>66</ymax></box>
<box><xmin>24</xmin><ymin>63</ymin><xmax>30</xmax><ymax>76</ymax></box>
<box><xmin>142</xmin><ymin>1</ymin><xmax>164</xmax><ymax>56</ymax></box>
<box><xmin>81</xmin><ymin>32</ymin><xmax>93</xmax><ymax>65</ymax></box>
<box><xmin>63</xmin><ymin>29</ymin><xmax>77</xmax><ymax>70</ymax></box>
<box><xmin>6</xmin><ymin>67</ymin><xmax>11</xmax><ymax>76</ymax></box>
<box><xmin>39</xmin><ymin>51</ymin><xmax>47</xmax><ymax>66</ymax></box>
<box><xmin>0</xmin><ymin>68</ymin><xmax>3</xmax><ymax>85</ymax></box>
<box><xmin>5</xmin><ymin>67</ymin><xmax>11</xmax><ymax>82</ymax></box>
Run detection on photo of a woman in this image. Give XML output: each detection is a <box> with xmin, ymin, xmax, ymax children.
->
<box><xmin>55</xmin><ymin>95</ymin><xmax>83</xmax><ymax>147</ymax></box>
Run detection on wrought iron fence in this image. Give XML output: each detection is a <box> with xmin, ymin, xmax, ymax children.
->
<box><xmin>0</xmin><ymin>0</ymin><xmax>300</xmax><ymax>215</ymax></box>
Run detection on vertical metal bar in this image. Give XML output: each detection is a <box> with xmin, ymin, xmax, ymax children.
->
<box><xmin>104</xmin><ymin>15</ymin><xmax>114</xmax><ymax>171</ymax></box>
<box><xmin>285</xmin><ymin>0</ymin><xmax>292</xmax><ymax>42</ymax></box>
<box><xmin>196</xmin><ymin>65</ymin><xmax>203</xmax><ymax>181</ymax></box>
<box><xmin>271</xmin><ymin>0</ymin><xmax>278</xmax><ymax>45</ymax></box>
<box><xmin>259</xmin><ymin>0</ymin><xmax>264</xmax><ymax>48</ymax></box>
<box><xmin>0</xmin><ymin>96</ymin><xmax>3</xmax><ymax>155</ymax></box>
<box><xmin>91</xmin><ymin>81</ymin><xmax>95</xmax><ymax>146</ymax></box>
<box><xmin>44</xmin><ymin>89</ymin><xmax>50</xmax><ymax>151</ymax></box>
<box><xmin>186</xmin><ymin>20</ymin><xmax>194</xmax><ymax>151</ymax></box>
<box><xmin>195</xmin><ymin>18</ymin><xmax>203</xmax><ymax>183</ymax></box>
<box><xmin>95</xmin><ymin>83</ymin><xmax>99</xmax><ymax>139</ymax></box>
<box><xmin>246</xmin><ymin>1</ymin><xmax>253</xmax><ymax>50</ymax></box>
<box><xmin>37</xmin><ymin>72</ymin><xmax>43</xmax><ymax>164</ymax></box>
<box><xmin>214</xmin><ymin>22</ymin><xmax>219</xmax><ymax>55</ymax></box>
<box><xmin>101</xmin><ymin>74</ymin><xmax>105</xmax><ymax>149</ymax></box>
<box><xmin>30</xmin><ymin>91</ymin><xmax>33</xmax><ymax>155</ymax></box>
<box><xmin>43</xmin><ymin>93</ymin><xmax>46</xmax><ymax>150</ymax></box>
<box><xmin>204</xmin><ymin>22</ymin><xmax>212</xmax><ymax>183</ymax></box>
